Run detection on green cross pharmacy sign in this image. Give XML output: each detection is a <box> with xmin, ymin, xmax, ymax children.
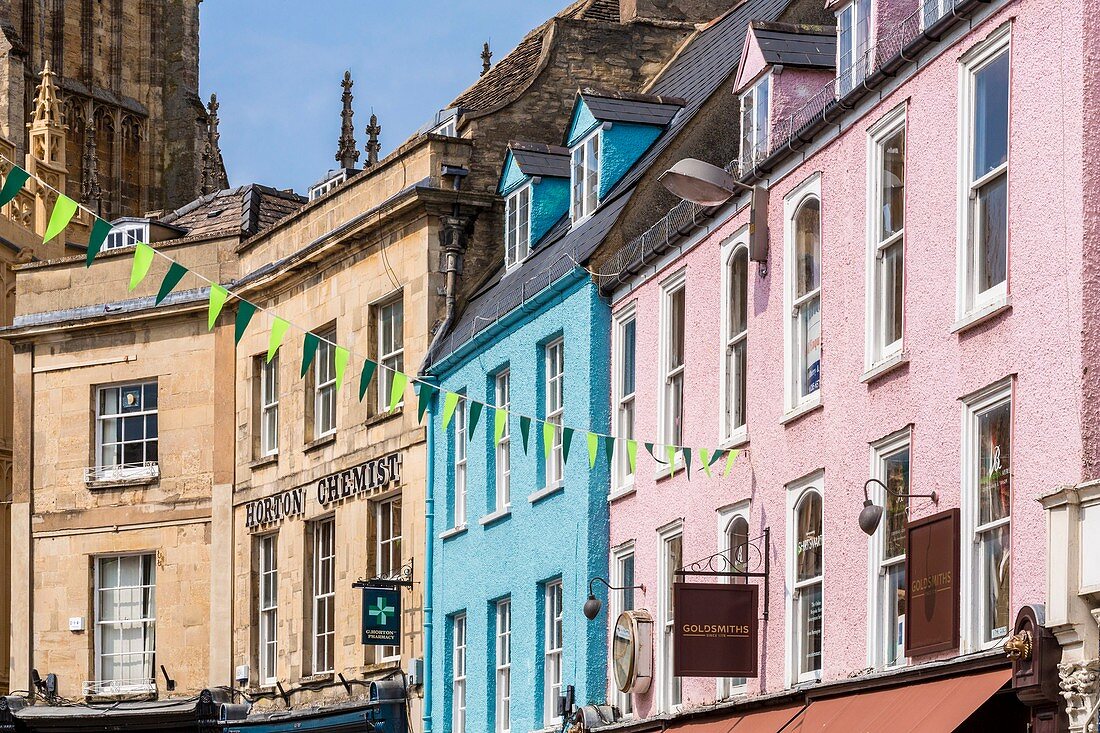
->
<box><xmin>361</xmin><ymin>586</ymin><xmax>401</xmax><ymax>646</ymax></box>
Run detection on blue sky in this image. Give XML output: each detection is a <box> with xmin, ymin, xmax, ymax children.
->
<box><xmin>200</xmin><ymin>1</ymin><xmax>565</xmax><ymax>193</ymax></box>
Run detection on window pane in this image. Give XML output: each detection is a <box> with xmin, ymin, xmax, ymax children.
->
<box><xmin>881</xmin><ymin>240</ymin><xmax>904</xmax><ymax>347</ymax></box>
<box><xmin>799</xmin><ymin>582</ymin><xmax>823</xmax><ymax>675</ymax></box>
<box><xmin>585</xmin><ymin>135</ymin><xmax>599</xmax><ymax>213</ymax></box>
<box><xmin>740</xmin><ymin>89</ymin><xmax>754</xmax><ymax>165</ymax></box>
<box><xmin>728</xmin><ymin>340</ymin><xmax>747</xmax><ymax>430</ymax></box>
<box><xmin>796</xmin><ymin>492</ymin><xmax>822</xmax><ymax>581</ymax></box>
<box><xmin>799</xmin><ymin>296</ymin><xmax>821</xmax><ymax>397</ymax></box>
<box><xmin>978</xmin><ymin>401</ymin><xmax>1011</xmax><ymax>525</ymax></box>
<box><xmin>973</xmin><ymin>51</ymin><xmax>1010</xmax><ymax>179</ymax></box>
<box><xmin>519</xmin><ymin>187</ymin><xmax>530</xmax><ymax>256</ymax></box>
<box><xmin>795</xmin><ymin>199</ymin><xmax>821</xmax><ymax>297</ymax></box>
<box><xmin>730</xmin><ymin>249</ymin><xmax>748</xmax><ymax>335</ymax></box>
<box><xmin>622</xmin><ymin>555</ymin><xmax>635</xmax><ymax>611</ymax></box>
<box><xmin>883</xmin><ymin>563</ymin><xmax>905</xmax><ymax>665</ymax></box>
<box><xmin>881</xmin><ymin>128</ymin><xmax>905</xmax><ymax>238</ymax></box>
<box><xmin>754</xmin><ymin>79</ymin><xmax>768</xmax><ymax>156</ymax></box>
<box><xmin>981</xmin><ymin>524</ymin><xmax>1011</xmax><ymax>641</ymax></box>
<box><xmin>883</xmin><ymin>448</ymin><xmax>909</xmax><ymax>560</ymax></box>
<box><xmin>729</xmin><ymin>517</ymin><xmax>750</xmax><ymax>573</ymax></box>
<box><xmin>976</xmin><ymin>171</ymin><xmax>1008</xmax><ymax>293</ymax></box>
<box><xmin>669</xmin><ymin>288</ymin><xmax>685</xmax><ymax>369</ymax></box>
<box><xmin>621</xmin><ymin>320</ymin><xmax>636</xmax><ymax>396</ymax></box>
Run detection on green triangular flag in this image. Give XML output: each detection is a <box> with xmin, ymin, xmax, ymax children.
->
<box><xmin>683</xmin><ymin>447</ymin><xmax>693</xmax><ymax>481</ymax></box>
<box><xmin>665</xmin><ymin>445</ymin><xmax>677</xmax><ymax>478</ymax></box>
<box><xmin>128</xmin><ymin>243</ymin><xmax>155</xmax><ymax>291</ymax></box>
<box><xmin>627</xmin><ymin>440</ymin><xmax>637</xmax><ymax>474</ymax></box>
<box><xmin>358</xmin><ymin>360</ymin><xmax>377</xmax><ymax>402</ymax></box>
<box><xmin>268</xmin><ymin>318</ymin><xmax>289</xmax><ymax>362</ymax></box>
<box><xmin>301</xmin><ymin>332</ymin><xmax>320</xmax><ymax>377</ymax></box>
<box><xmin>519</xmin><ymin>416</ymin><xmax>531</xmax><ymax>453</ymax></box>
<box><xmin>543</xmin><ymin>420</ymin><xmax>555</xmax><ymax>460</ymax></box>
<box><xmin>333</xmin><ymin>347</ymin><xmax>350</xmax><ymax>391</ymax></box>
<box><xmin>699</xmin><ymin>448</ymin><xmax>713</xmax><ymax>477</ymax></box>
<box><xmin>494</xmin><ymin>408</ymin><xmax>507</xmax><ymax>446</ymax></box>
<box><xmin>85</xmin><ymin>217</ymin><xmax>112</xmax><ymax>267</ymax></box>
<box><xmin>467</xmin><ymin>401</ymin><xmax>483</xmax><ymax>436</ymax></box>
<box><xmin>587</xmin><ymin>433</ymin><xmax>599</xmax><ymax>469</ymax></box>
<box><xmin>441</xmin><ymin>391</ymin><xmax>460</xmax><ymax>428</ymax></box>
<box><xmin>562</xmin><ymin>427</ymin><xmax>574</xmax><ymax>465</ymax></box>
<box><xmin>388</xmin><ymin>371</ymin><xmax>407</xmax><ymax>412</ymax></box>
<box><xmin>602</xmin><ymin>436</ymin><xmax>615</xmax><ymax>469</ymax></box>
<box><xmin>417</xmin><ymin>383</ymin><xmax>439</xmax><ymax>421</ymax></box>
<box><xmin>207</xmin><ymin>284</ymin><xmax>229</xmax><ymax>330</ymax></box>
<box><xmin>234</xmin><ymin>301</ymin><xmax>257</xmax><ymax>344</ymax></box>
<box><xmin>724</xmin><ymin>448</ymin><xmax>740</xmax><ymax>477</ymax></box>
<box><xmin>155</xmin><ymin>261</ymin><xmax>188</xmax><ymax>305</ymax></box>
<box><xmin>645</xmin><ymin>442</ymin><xmax>658</xmax><ymax>461</ymax></box>
<box><xmin>43</xmin><ymin>194</ymin><xmax>79</xmax><ymax>244</ymax></box>
<box><xmin>0</xmin><ymin>165</ymin><xmax>29</xmax><ymax>207</ymax></box>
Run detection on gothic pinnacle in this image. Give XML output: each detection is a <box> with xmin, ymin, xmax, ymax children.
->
<box><xmin>336</xmin><ymin>70</ymin><xmax>359</xmax><ymax>169</ymax></box>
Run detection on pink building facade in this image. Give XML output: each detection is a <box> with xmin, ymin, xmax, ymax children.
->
<box><xmin>601</xmin><ymin>0</ymin><xmax>1091</xmax><ymax>728</ymax></box>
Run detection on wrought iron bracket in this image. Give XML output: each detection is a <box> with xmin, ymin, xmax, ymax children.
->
<box><xmin>675</xmin><ymin>527</ymin><xmax>771</xmax><ymax>620</ymax></box>
<box><xmin>354</xmin><ymin>559</ymin><xmax>415</xmax><ymax>589</ymax></box>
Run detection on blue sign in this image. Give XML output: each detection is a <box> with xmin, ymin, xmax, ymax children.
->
<box><xmin>362</xmin><ymin>586</ymin><xmax>400</xmax><ymax>646</ymax></box>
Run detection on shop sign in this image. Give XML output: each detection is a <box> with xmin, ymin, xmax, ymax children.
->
<box><xmin>317</xmin><ymin>452</ymin><xmax>403</xmax><ymax>506</ymax></box>
<box><xmin>245</xmin><ymin>487</ymin><xmax>305</xmax><ymax>530</ymax></box>
<box><xmin>673</xmin><ymin>582</ymin><xmax>759</xmax><ymax>677</ymax></box>
<box><xmin>361</xmin><ymin>586</ymin><xmax>401</xmax><ymax>646</ymax></box>
<box><xmin>905</xmin><ymin>508</ymin><xmax>960</xmax><ymax>657</ymax></box>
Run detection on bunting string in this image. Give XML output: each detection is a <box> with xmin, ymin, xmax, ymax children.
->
<box><xmin>0</xmin><ymin>157</ymin><xmax>746</xmax><ymax>480</ymax></box>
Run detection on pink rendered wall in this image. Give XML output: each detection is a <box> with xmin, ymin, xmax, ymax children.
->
<box><xmin>609</xmin><ymin>0</ymin><xmax>1084</xmax><ymax>717</ymax></box>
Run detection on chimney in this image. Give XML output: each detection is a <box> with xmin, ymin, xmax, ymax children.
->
<box><xmin>619</xmin><ymin>0</ymin><xmax>733</xmax><ymax>24</ymax></box>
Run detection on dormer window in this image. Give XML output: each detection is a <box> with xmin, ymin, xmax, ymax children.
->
<box><xmin>505</xmin><ymin>184</ymin><xmax>531</xmax><ymax>268</ymax></box>
<box><xmin>105</xmin><ymin>222</ymin><xmax>148</xmax><ymax>251</ymax></box>
<box><xmin>837</xmin><ymin>0</ymin><xmax>872</xmax><ymax>96</ymax></box>
<box><xmin>434</xmin><ymin>118</ymin><xmax>457</xmax><ymax>137</ymax></box>
<box><xmin>739</xmin><ymin>74</ymin><xmax>770</xmax><ymax>172</ymax></box>
<box><xmin>570</xmin><ymin>131</ymin><xmax>600</xmax><ymax>223</ymax></box>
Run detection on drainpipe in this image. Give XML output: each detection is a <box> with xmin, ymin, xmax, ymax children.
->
<box><xmin>422</xmin><ymin>382</ymin><xmax>438</xmax><ymax>733</ymax></box>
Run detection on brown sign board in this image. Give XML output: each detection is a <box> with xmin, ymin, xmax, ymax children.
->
<box><xmin>673</xmin><ymin>582</ymin><xmax>759</xmax><ymax>678</ymax></box>
<box><xmin>905</xmin><ymin>508</ymin><xmax>960</xmax><ymax>657</ymax></box>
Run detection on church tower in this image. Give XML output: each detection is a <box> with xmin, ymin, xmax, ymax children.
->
<box><xmin>0</xmin><ymin>0</ymin><xmax>214</xmax><ymax>219</ymax></box>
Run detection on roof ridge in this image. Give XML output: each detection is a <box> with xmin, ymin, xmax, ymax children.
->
<box><xmin>578</xmin><ymin>87</ymin><xmax>687</xmax><ymax>106</ymax></box>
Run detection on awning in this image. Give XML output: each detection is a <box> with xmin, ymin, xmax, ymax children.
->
<box><xmin>782</xmin><ymin>667</ymin><xmax>1011</xmax><ymax>732</ymax></box>
<box><xmin>669</xmin><ymin>705</ymin><xmax>807</xmax><ymax>733</ymax></box>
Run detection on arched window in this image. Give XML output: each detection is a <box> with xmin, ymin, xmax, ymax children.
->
<box><xmin>793</xmin><ymin>489</ymin><xmax>823</xmax><ymax>681</ymax></box>
<box><xmin>727</xmin><ymin>515</ymin><xmax>749</xmax><ymax>575</ymax></box>
<box><xmin>792</xmin><ymin>197</ymin><xmax>821</xmax><ymax>405</ymax></box>
<box><xmin>725</xmin><ymin>246</ymin><xmax>749</xmax><ymax>436</ymax></box>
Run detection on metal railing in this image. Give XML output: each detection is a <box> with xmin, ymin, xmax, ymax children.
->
<box><xmin>82</xmin><ymin>678</ymin><xmax>157</xmax><ymax>697</ymax></box>
<box><xmin>84</xmin><ymin>462</ymin><xmax>160</xmax><ymax>484</ymax></box>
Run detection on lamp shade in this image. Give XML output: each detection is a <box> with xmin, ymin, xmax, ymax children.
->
<box><xmin>859</xmin><ymin>500</ymin><xmax>884</xmax><ymax>536</ymax></box>
<box><xmin>658</xmin><ymin>158</ymin><xmax>738</xmax><ymax>206</ymax></box>
<box><xmin>583</xmin><ymin>594</ymin><xmax>602</xmax><ymax>620</ymax></box>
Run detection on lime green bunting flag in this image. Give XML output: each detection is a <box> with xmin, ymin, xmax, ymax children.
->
<box><xmin>441</xmin><ymin>391</ymin><xmax>460</xmax><ymax>429</ymax></box>
<box><xmin>333</xmin><ymin>347</ymin><xmax>350</xmax><ymax>391</ymax></box>
<box><xmin>85</xmin><ymin>218</ymin><xmax>112</xmax><ymax>267</ymax></box>
<box><xmin>494</xmin><ymin>408</ymin><xmax>507</xmax><ymax>446</ymax></box>
<box><xmin>724</xmin><ymin>448</ymin><xmax>740</xmax><ymax>477</ymax></box>
<box><xmin>627</xmin><ymin>440</ymin><xmax>637</xmax><ymax>474</ymax></box>
<box><xmin>208</xmin><ymin>284</ymin><xmax>229</xmax><ymax>330</ymax></box>
<box><xmin>388</xmin><ymin>371</ymin><xmax>407</xmax><ymax>412</ymax></box>
<box><xmin>43</xmin><ymin>194</ymin><xmax>78</xmax><ymax>244</ymax></box>
<box><xmin>128</xmin><ymin>243</ymin><xmax>155</xmax><ymax>291</ymax></box>
<box><xmin>587</xmin><ymin>433</ymin><xmax>599</xmax><ymax>468</ymax></box>
<box><xmin>543</xmin><ymin>421</ymin><xmax>555</xmax><ymax>460</ymax></box>
<box><xmin>699</xmin><ymin>448</ymin><xmax>713</xmax><ymax>477</ymax></box>
<box><xmin>268</xmin><ymin>318</ymin><xmax>289</xmax><ymax>362</ymax></box>
<box><xmin>665</xmin><ymin>444</ymin><xmax>677</xmax><ymax>478</ymax></box>
<box><xmin>417</xmin><ymin>383</ymin><xmax>438</xmax><ymax>421</ymax></box>
<box><xmin>0</xmin><ymin>165</ymin><xmax>29</xmax><ymax>207</ymax></box>
<box><xmin>358</xmin><ymin>360</ymin><xmax>377</xmax><ymax>402</ymax></box>
<box><xmin>467</xmin><ymin>401</ymin><xmax>483</xmax><ymax>435</ymax></box>
<box><xmin>519</xmin><ymin>416</ymin><xmax>531</xmax><ymax>454</ymax></box>
<box><xmin>300</xmin><ymin>332</ymin><xmax>320</xmax><ymax>377</ymax></box>
<box><xmin>234</xmin><ymin>301</ymin><xmax>257</xmax><ymax>344</ymax></box>
<box><xmin>155</xmin><ymin>261</ymin><xmax>188</xmax><ymax>305</ymax></box>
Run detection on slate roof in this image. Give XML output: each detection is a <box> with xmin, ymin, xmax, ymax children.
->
<box><xmin>752</xmin><ymin>22</ymin><xmax>837</xmax><ymax>69</ymax></box>
<box><xmin>428</xmin><ymin>0</ymin><xmax>794</xmax><ymax>366</ymax></box>
<box><xmin>579</xmin><ymin>89</ymin><xmax>686</xmax><ymax>128</ymax></box>
<box><xmin>509</xmin><ymin>142</ymin><xmax>571</xmax><ymax>179</ymax></box>
<box><xmin>158</xmin><ymin>184</ymin><xmax>306</xmax><ymax>239</ymax></box>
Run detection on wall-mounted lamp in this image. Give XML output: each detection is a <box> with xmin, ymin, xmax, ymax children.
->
<box><xmin>583</xmin><ymin>577</ymin><xmax>645</xmax><ymax>620</ymax></box>
<box><xmin>859</xmin><ymin>478</ymin><xmax>939</xmax><ymax>536</ymax></box>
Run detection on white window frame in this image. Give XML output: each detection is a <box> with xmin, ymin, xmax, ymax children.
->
<box><xmin>260</xmin><ymin>355</ymin><xmax>279</xmax><ymax>456</ymax></box>
<box><xmin>720</xmin><ymin>229</ymin><xmax>750</xmax><ymax>445</ymax></box>
<box><xmin>314</xmin><ymin>332</ymin><xmax>337</xmax><ymax>438</ymax></box>
<box><xmin>505</xmin><ymin>185</ymin><xmax>532</xmax><ymax>269</ymax></box>
<box><xmin>544</xmin><ymin>339</ymin><xmax>565</xmax><ymax>490</ymax></box>
<box><xmin>435</xmin><ymin>118</ymin><xmax>458</xmax><ymax>137</ymax></box>
<box><xmin>612</xmin><ymin>305</ymin><xmax>637</xmax><ymax>494</ymax></box>
<box><xmin>836</xmin><ymin>0</ymin><xmax>873</xmax><ymax>96</ymax></box>
<box><xmin>495</xmin><ymin>370</ymin><xmax>512</xmax><ymax>512</ymax></box>
<box><xmin>570</xmin><ymin>129</ymin><xmax>601</xmax><ymax>223</ymax></box>
<box><xmin>738</xmin><ymin>74</ymin><xmax>770</xmax><ymax>172</ymax></box>
<box><xmin>452</xmin><ymin>613</ymin><xmax>467</xmax><ymax>733</ymax></box>
<box><xmin>658</xmin><ymin>270</ymin><xmax>687</xmax><ymax>468</ymax></box>
<box><xmin>93</xmin><ymin>553</ymin><xmax>157</xmax><ymax>693</ymax></box>
<box><xmin>94</xmin><ymin>381</ymin><xmax>159</xmax><ymax>481</ymax></box>
<box><xmin>960</xmin><ymin>377</ymin><xmax>1013</xmax><ymax>652</ymax></box>
<box><xmin>495</xmin><ymin>598</ymin><xmax>512</xmax><ymax>733</ymax></box>
<box><xmin>312</xmin><ymin>517</ymin><xmax>336</xmax><ymax>675</ymax></box>
<box><xmin>783</xmin><ymin>175</ymin><xmax>823</xmax><ymax>414</ymax></box>
<box><xmin>656</xmin><ymin>521</ymin><xmax>683</xmax><ymax>713</ymax></box>
<box><xmin>104</xmin><ymin>222</ymin><xmax>148</xmax><ymax>251</ymax></box>
<box><xmin>956</xmin><ymin>25</ymin><xmax>1012</xmax><ymax>320</ymax></box>
<box><xmin>375</xmin><ymin>496</ymin><xmax>401</xmax><ymax>661</ymax></box>
<box><xmin>609</xmin><ymin>541</ymin><xmax>636</xmax><ymax>717</ymax></box>
<box><xmin>865</xmin><ymin>106</ymin><xmax>907</xmax><ymax>370</ymax></box>
<box><xmin>376</xmin><ymin>295</ymin><xmax>405</xmax><ymax>413</ymax></box>
<box><xmin>258</xmin><ymin>534</ymin><xmax>278</xmax><ymax>685</ymax></box>
<box><xmin>454</xmin><ymin>397</ymin><xmax>468</xmax><ymax>528</ymax></box>
<box><xmin>866</xmin><ymin>428</ymin><xmax>911</xmax><ymax>670</ymax></box>
<box><xmin>786</xmin><ymin>471</ymin><xmax>824</xmax><ymax>686</ymax></box>
<box><xmin>543</xmin><ymin>578</ymin><xmax>564</xmax><ymax>725</ymax></box>
<box><xmin>717</xmin><ymin>502</ymin><xmax>751</xmax><ymax>699</ymax></box>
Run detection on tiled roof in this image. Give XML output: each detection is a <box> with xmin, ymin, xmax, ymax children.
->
<box><xmin>158</xmin><ymin>184</ymin><xmax>306</xmax><ymax>239</ymax></box>
<box><xmin>752</xmin><ymin>22</ymin><xmax>837</xmax><ymax>69</ymax></box>
<box><xmin>579</xmin><ymin>89</ymin><xmax>685</xmax><ymax>127</ymax></box>
<box><xmin>509</xmin><ymin>141</ymin><xmax>571</xmax><ymax>179</ymax></box>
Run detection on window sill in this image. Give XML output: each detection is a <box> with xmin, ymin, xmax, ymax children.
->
<box><xmin>861</xmin><ymin>351</ymin><xmax>909</xmax><ymax>384</ymax></box>
<box><xmin>718</xmin><ymin>428</ymin><xmax>750</xmax><ymax>451</ymax></box>
<box><xmin>303</xmin><ymin>433</ymin><xmax>336</xmax><ymax>454</ymax></box>
<box><xmin>608</xmin><ymin>484</ymin><xmax>636</xmax><ymax>503</ymax></box>
<box><xmin>781</xmin><ymin>395</ymin><xmax>823</xmax><ymax>426</ymax></box>
<box><xmin>478</xmin><ymin>507</ymin><xmax>512</xmax><ymax>528</ymax></box>
<box><xmin>528</xmin><ymin>484</ymin><xmax>564</xmax><ymax>505</ymax></box>
<box><xmin>361</xmin><ymin>659</ymin><xmax>401</xmax><ymax>675</ymax></box>
<box><xmin>85</xmin><ymin>469</ymin><xmax>159</xmax><ymax>490</ymax></box>
<box><xmin>440</xmin><ymin>524</ymin><xmax>467</xmax><ymax>541</ymax></box>
<box><xmin>365</xmin><ymin>406</ymin><xmax>404</xmax><ymax>428</ymax></box>
<box><xmin>951</xmin><ymin>295</ymin><xmax>1012</xmax><ymax>335</ymax></box>
<box><xmin>250</xmin><ymin>453</ymin><xmax>279</xmax><ymax>470</ymax></box>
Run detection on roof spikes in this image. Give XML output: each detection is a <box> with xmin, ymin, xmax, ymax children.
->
<box><xmin>365</xmin><ymin>112</ymin><xmax>381</xmax><ymax>167</ymax></box>
<box><xmin>336</xmin><ymin>70</ymin><xmax>360</xmax><ymax>169</ymax></box>
<box><xmin>29</xmin><ymin>60</ymin><xmax>64</xmax><ymax>130</ymax></box>
<box><xmin>200</xmin><ymin>93</ymin><xmax>229</xmax><ymax>195</ymax></box>
<box><xmin>481</xmin><ymin>41</ymin><xmax>492</xmax><ymax>76</ymax></box>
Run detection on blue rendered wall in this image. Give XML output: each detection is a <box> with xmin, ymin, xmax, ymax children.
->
<box><xmin>429</xmin><ymin>274</ymin><xmax>611</xmax><ymax>733</ymax></box>
<box><xmin>598</xmin><ymin>122</ymin><xmax>661</xmax><ymax>199</ymax></box>
<box><xmin>530</xmin><ymin>177</ymin><xmax>569</xmax><ymax>246</ymax></box>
